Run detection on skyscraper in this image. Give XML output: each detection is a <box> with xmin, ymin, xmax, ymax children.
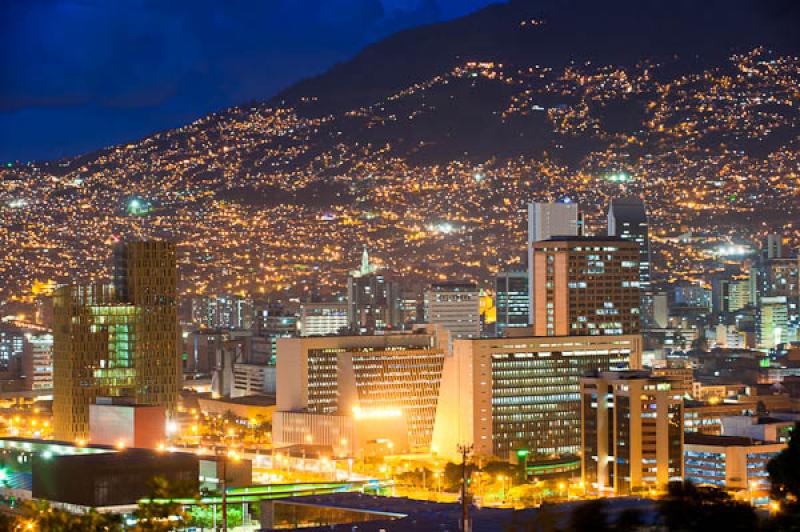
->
<box><xmin>495</xmin><ymin>269</ymin><xmax>529</xmax><ymax>336</ymax></box>
<box><xmin>608</xmin><ymin>197</ymin><xmax>652</xmax><ymax>326</ymax></box>
<box><xmin>765</xmin><ymin>233</ymin><xmax>784</xmax><ymax>260</ymax></box>
<box><xmin>527</xmin><ymin>201</ymin><xmax>580</xmax><ymax>325</ymax></box>
<box><xmin>750</xmin><ymin>248</ymin><xmax>799</xmax><ymax>342</ymax></box>
<box><xmin>758</xmin><ymin>296</ymin><xmax>788</xmax><ymax>350</ymax></box>
<box><xmin>531</xmin><ymin>236</ymin><xmax>640</xmax><ymax>336</ymax></box>
<box><xmin>607</xmin><ymin>197</ymin><xmax>651</xmax><ymax>290</ymax></box>
<box><xmin>53</xmin><ymin>240</ymin><xmax>179</xmax><ymax>440</ymax></box>
<box><xmin>191</xmin><ymin>294</ymin><xmax>253</xmax><ymax>330</ymax></box>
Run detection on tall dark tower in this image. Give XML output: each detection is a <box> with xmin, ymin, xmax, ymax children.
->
<box><xmin>608</xmin><ymin>197</ymin><xmax>651</xmax><ymax>292</ymax></box>
<box><xmin>608</xmin><ymin>197</ymin><xmax>652</xmax><ymax>327</ymax></box>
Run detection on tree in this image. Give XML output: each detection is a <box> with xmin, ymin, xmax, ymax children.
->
<box><xmin>658</xmin><ymin>481</ymin><xmax>758</xmax><ymax>532</ymax></box>
<box><xmin>188</xmin><ymin>504</ymin><xmax>244</xmax><ymax>529</ymax></box>
<box><xmin>132</xmin><ymin>476</ymin><xmax>196</xmax><ymax>531</ymax></box>
<box><xmin>15</xmin><ymin>500</ymin><xmax>122</xmax><ymax>531</ymax></box>
<box><xmin>483</xmin><ymin>460</ymin><xmax>526</xmax><ymax>484</ymax></box>
<box><xmin>615</xmin><ymin>508</ymin><xmax>644</xmax><ymax>532</ymax></box>
<box><xmin>443</xmin><ymin>461</ymin><xmax>478</xmax><ymax>492</ymax></box>
<box><xmin>568</xmin><ymin>499</ymin><xmax>610</xmax><ymax>532</ymax></box>
<box><xmin>768</xmin><ymin>421</ymin><xmax>800</xmax><ymax>503</ymax></box>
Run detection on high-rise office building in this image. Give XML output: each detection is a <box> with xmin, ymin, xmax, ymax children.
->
<box><xmin>398</xmin><ymin>283</ymin><xmax>425</xmax><ymax>329</ymax></box>
<box><xmin>765</xmin><ymin>233</ymin><xmax>784</xmax><ymax>260</ymax></box>
<box><xmin>346</xmin><ymin>249</ymin><xmax>401</xmax><ymax>334</ymax></box>
<box><xmin>249</xmin><ymin>301</ymin><xmax>298</xmax><ymax>364</ymax></box>
<box><xmin>299</xmin><ymin>301</ymin><xmax>348</xmax><ymax>336</ymax></box>
<box><xmin>424</xmin><ymin>282</ymin><xmax>481</xmax><ymax>340</ymax></box>
<box><xmin>495</xmin><ymin>270</ymin><xmax>529</xmax><ymax>336</ymax></box>
<box><xmin>531</xmin><ymin>237</ymin><xmax>641</xmax><ymax>336</ymax></box>
<box><xmin>433</xmin><ymin>335</ymin><xmax>642</xmax><ymax>462</ymax></box>
<box><xmin>713</xmin><ymin>278</ymin><xmax>752</xmax><ymax>314</ymax></box>
<box><xmin>758</xmin><ymin>296</ymin><xmax>788</xmax><ymax>350</ymax></box>
<box><xmin>527</xmin><ymin>201</ymin><xmax>581</xmax><ymax>325</ymax></box>
<box><xmin>671</xmin><ymin>283</ymin><xmax>711</xmax><ymax>309</ymax></box>
<box><xmin>192</xmin><ymin>295</ymin><xmax>253</xmax><ymax>330</ymax></box>
<box><xmin>53</xmin><ymin>240</ymin><xmax>179</xmax><ymax>440</ymax></box>
<box><xmin>527</xmin><ymin>201</ymin><xmax>581</xmax><ymax>243</ymax></box>
<box><xmin>581</xmin><ymin>370</ymin><xmax>683</xmax><ymax>495</ymax></box>
<box><xmin>751</xmin><ymin>256</ymin><xmax>799</xmax><ymax>341</ymax></box>
<box><xmin>23</xmin><ymin>332</ymin><xmax>53</xmax><ymax>391</ymax></box>
<box><xmin>0</xmin><ymin>326</ymin><xmax>24</xmax><ymax>374</ymax></box>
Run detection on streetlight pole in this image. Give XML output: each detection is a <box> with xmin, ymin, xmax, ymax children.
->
<box><xmin>457</xmin><ymin>443</ymin><xmax>473</xmax><ymax>532</ymax></box>
<box><xmin>221</xmin><ymin>451</ymin><xmax>227</xmax><ymax>532</ymax></box>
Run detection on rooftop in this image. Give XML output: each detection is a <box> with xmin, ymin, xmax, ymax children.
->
<box><xmin>684</xmin><ymin>433</ymin><xmax>781</xmax><ymax>447</ymax></box>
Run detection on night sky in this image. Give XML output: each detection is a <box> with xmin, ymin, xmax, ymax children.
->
<box><xmin>0</xmin><ymin>0</ymin><xmax>493</xmax><ymax>162</ymax></box>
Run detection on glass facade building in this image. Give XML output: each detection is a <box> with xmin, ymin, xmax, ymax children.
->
<box><xmin>53</xmin><ymin>241</ymin><xmax>178</xmax><ymax>441</ymax></box>
<box><xmin>495</xmin><ymin>270</ymin><xmax>529</xmax><ymax>336</ymax></box>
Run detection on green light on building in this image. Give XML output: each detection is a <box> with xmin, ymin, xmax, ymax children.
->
<box><xmin>127</xmin><ymin>198</ymin><xmax>150</xmax><ymax>216</ymax></box>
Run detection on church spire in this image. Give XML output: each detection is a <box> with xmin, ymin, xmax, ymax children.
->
<box><xmin>361</xmin><ymin>246</ymin><xmax>370</xmax><ymax>275</ymax></box>
<box><xmin>351</xmin><ymin>246</ymin><xmax>379</xmax><ymax>277</ymax></box>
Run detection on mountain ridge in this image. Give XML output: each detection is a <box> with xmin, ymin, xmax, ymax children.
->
<box><xmin>274</xmin><ymin>0</ymin><xmax>800</xmax><ymax>116</ymax></box>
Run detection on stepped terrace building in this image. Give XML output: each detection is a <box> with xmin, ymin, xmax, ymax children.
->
<box><xmin>274</xmin><ymin>332</ymin><xmax>446</xmax><ymax>455</ymax></box>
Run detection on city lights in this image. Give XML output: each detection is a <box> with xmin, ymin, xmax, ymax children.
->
<box><xmin>0</xmin><ymin>3</ymin><xmax>799</xmax><ymax>530</ymax></box>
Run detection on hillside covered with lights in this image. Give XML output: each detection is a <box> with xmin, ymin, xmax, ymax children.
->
<box><xmin>1</xmin><ymin>0</ymin><xmax>800</xmax><ymax>303</ymax></box>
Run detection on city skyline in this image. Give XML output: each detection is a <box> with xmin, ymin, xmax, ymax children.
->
<box><xmin>1</xmin><ymin>1</ymin><xmax>800</xmax><ymax>530</ymax></box>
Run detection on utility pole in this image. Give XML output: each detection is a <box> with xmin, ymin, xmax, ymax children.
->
<box><xmin>457</xmin><ymin>443</ymin><xmax>473</xmax><ymax>532</ymax></box>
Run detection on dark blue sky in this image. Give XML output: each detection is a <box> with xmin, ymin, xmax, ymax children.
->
<box><xmin>0</xmin><ymin>0</ymin><xmax>494</xmax><ymax>162</ymax></box>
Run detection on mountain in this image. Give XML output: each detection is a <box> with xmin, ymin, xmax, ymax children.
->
<box><xmin>278</xmin><ymin>0</ymin><xmax>800</xmax><ymax>116</ymax></box>
<box><xmin>1</xmin><ymin>0</ymin><xmax>800</xmax><ymax>303</ymax></box>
